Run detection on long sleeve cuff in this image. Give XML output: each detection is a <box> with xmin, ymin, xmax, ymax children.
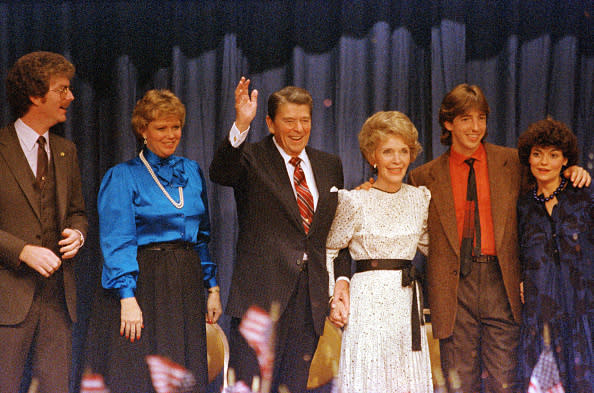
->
<box><xmin>119</xmin><ymin>287</ymin><xmax>135</xmax><ymax>299</ymax></box>
<box><xmin>196</xmin><ymin>242</ymin><xmax>218</xmax><ymax>288</ymax></box>
<box><xmin>202</xmin><ymin>261</ymin><xmax>218</xmax><ymax>288</ymax></box>
<box><xmin>336</xmin><ymin>276</ymin><xmax>350</xmax><ymax>284</ymax></box>
<box><xmin>73</xmin><ymin>229</ymin><xmax>85</xmax><ymax>248</ymax></box>
<box><xmin>229</xmin><ymin>123</ymin><xmax>250</xmax><ymax>147</ymax></box>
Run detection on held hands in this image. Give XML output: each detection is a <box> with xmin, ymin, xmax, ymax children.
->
<box><xmin>234</xmin><ymin>76</ymin><xmax>258</xmax><ymax>132</ymax></box>
<box><xmin>329</xmin><ymin>299</ymin><xmax>348</xmax><ymax>328</ymax></box>
<box><xmin>19</xmin><ymin>244</ymin><xmax>62</xmax><ymax>278</ymax></box>
<box><xmin>329</xmin><ymin>280</ymin><xmax>350</xmax><ymax>328</ymax></box>
<box><xmin>563</xmin><ymin>166</ymin><xmax>591</xmax><ymax>188</ymax></box>
<box><xmin>59</xmin><ymin>228</ymin><xmax>83</xmax><ymax>259</ymax></box>
<box><xmin>206</xmin><ymin>287</ymin><xmax>223</xmax><ymax>324</ymax></box>
<box><xmin>120</xmin><ymin>297</ymin><xmax>143</xmax><ymax>342</ymax></box>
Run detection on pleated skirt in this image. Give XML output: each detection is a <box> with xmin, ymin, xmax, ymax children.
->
<box><xmin>84</xmin><ymin>246</ymin><xmax>208</xmax><ymax>393</ymax></box>
<box><xmin>337</xmin><ymin>270</ymin><xmax>433</xmax><ymax>393</ymax></box>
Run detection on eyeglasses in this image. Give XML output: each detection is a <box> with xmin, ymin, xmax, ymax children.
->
<box><xmin>49</xmin><ymin>86</ymin><xmax>74</xmax><ymax>98</ymax></box>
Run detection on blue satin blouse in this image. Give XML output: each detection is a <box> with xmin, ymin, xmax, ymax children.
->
<box><xmin>98</xmin><ymin>147</ymin><xmax>217</xmax><ymax>299</ymax></box>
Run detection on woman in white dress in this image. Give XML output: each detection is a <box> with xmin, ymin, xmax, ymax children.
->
<box><xmin>327</xmin><ymin>111</ymin><xmax>433</xmax><ymax>393</ymax></box>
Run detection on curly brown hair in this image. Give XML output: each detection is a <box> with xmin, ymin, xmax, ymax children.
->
<box><xmin>517</xmin><ymin>118</ymin><xmax>579</xmax><ymax>169</ymax></box>
<box><xmin>6</xmin><ymin>51</ymin><xmax>75</xmax><ymax>118</ymax></box>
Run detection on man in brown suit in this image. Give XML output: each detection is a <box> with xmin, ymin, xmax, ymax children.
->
<box><xmin>0</xmin><ymin>52</ymin><xmax>88</xmax><ymax>393</ymax></box>
<box><xmin>408</xmin><ymin>84</ymin><xmax>589</xmax><ymax>392</ymax></box>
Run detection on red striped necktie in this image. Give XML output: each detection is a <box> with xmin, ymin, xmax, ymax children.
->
<box><xmin>289</xmin><ymin>157</ymin><xmax>314</xmax><ymax>233</ymax></box>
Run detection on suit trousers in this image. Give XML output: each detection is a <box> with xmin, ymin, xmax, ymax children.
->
<box><xmin>0</xmin><ymin>271</ymin><xmax>71</xmax><ymax>393</ymax></box>
<box><xmin>229</xmin><ymin>268</ymin><xmax>318</xmax><ymax>393</ymax></box>
<box><xmin>439</xmin><ymin>259</ymin><xmax>520</xmax><ymax>393</ymax></box>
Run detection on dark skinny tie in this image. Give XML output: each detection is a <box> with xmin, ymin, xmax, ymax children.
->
<box><xmin>289</xmin><ymin>157</ymin><xmax>314</xmax><ymax>234</ymax></box>
<box><xmin>36</xmin><ymin>136</ymin><xmax>48</xmax><ymax>185</ymax></box>
<box><xmin>460</xmin><ymin>158</ymin><xmax>481</xmax><ymax>277</ymax></box>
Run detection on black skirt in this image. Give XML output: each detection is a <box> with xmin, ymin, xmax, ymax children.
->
<box><xmin>84</xmin><ymin>245</ymin><xmax>208</xmax><ymax>393</ymax></box>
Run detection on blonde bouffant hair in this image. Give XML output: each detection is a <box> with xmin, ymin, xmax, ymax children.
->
<box><xmin>131</xmin><ymin>89</ymin><xmax>186</xmax><ymax>142</ymax></box>
<box><xmin>358</xmin><ymin>111</ymin><xmax>422</xmax><ymax>167</ymax></box>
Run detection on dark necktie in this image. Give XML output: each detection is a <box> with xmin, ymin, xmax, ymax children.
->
<box><xmin>460</xmin><ymin>158</ymin><xmax>481</xmax><ymax>277</ymax></box>
<box><xmin>289</xmin><ymin>157</ymin><xmax>314</xmax><ymax>234</ymax></box>
<box><xmin>36</xmin><ymin>136</ymin><xmax>48</xmax><ymax>185</ymax></box>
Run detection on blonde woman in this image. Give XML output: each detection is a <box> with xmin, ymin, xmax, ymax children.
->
<box><xmin>327</xmin><ymin>111</ymin><xmax>433</xmax><ymax>393</ymax></box>
<box><xmin>85</xmin><ymin>90</ymin><xmax>221</xmax><ymax>393</ymax></box>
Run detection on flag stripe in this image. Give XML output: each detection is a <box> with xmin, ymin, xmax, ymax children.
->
<box><xmin>80</xmin><ymin>373</ymin><xmax>109</xmax><ymax>393</ymax></box>
<box><xmin>239</xmin><ymin>306</ymin><xmax>275</xmax><ymax>380</ymax></box>
<box><xmin>146</xmin><ymin>355</ymin><xmax>196</xmax><ymax>393</ymax></box>
<box><xmin>527</xmin><ymin>347</ymin><xmax>565</xmax><ymax>393</ymax></box>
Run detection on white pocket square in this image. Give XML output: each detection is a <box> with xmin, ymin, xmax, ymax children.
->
<box><xmin>330</xmin><ymin>186</ymin><xmax>339</xmax><ymax>192</ymax></box>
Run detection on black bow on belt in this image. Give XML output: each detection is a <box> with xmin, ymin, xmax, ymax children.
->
<box><xmin>356</xmin><ymin>259</ymin><xmax>424</xmax><ymax>351</ymax></box>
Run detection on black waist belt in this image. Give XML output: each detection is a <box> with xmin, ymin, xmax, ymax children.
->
<box><xmin>356</xmin><ymin>258</ymin><xmax>410</xmax><ymax>272</ymax></box>
<box><xmin>140</xmin><ymin>242</ymin><xmax>194</xmax><ymax>251</ymax></box>
<box><xmin>356</xmin><ymin>259</ymin><xmax>423</xmax><ymax>351</ymax></box>
<box><xmin>472</xmin><ymin>255</ymin><xmax>498</xmax><ymax>263</ymax></box>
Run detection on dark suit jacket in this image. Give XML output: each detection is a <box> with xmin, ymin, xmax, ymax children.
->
<box><xmin>0</xmin><ymin>124</ymin><xmax>88</xmax><ymax>325</ymax></box>
<box><xmin>408</xmin><ymin>143</ymin><xmax>522</xmax><ymax>339</ymax></box>
<box><xmin>210</xmin><ymin>135</ymin><xmax>343</xmax><ymax>335</ymax></box>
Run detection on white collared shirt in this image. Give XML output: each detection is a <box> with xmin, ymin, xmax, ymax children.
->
<box><xmin>14</xmin><ymin>118</ymin><xmax>50</xmax><ymax>177</ymax></box>
<box><xmin>229</xmin><ymin>123</ymin><xmax>319</xmax><ymax>210</ymax></box>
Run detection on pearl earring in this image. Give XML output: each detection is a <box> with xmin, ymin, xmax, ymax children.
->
<box><xmin>373</xmin><ymin>163</ymin><xmax>377</xmax><ymax>169</ymax></box>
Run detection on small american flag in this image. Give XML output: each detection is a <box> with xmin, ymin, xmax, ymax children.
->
<box><xmin>80</xmin><ymin>372</ymin><xmax>109</xmax><ymax>393</ymax></box>
<box><xmin>146</xmin><ymin>355</ymin><xmax>196</xmax><ymax>393</ymax></box>
<box><xmin>239</xmin><ymin>306</ymin><xmax>274</xmax><ymax>380</ymax></box>
<box><xmin>527</xmin><ymin>346</ymin><xmax>565</xmax><ymax>393</ymax></box>
<box><xmin>221</xmin><ymin>380</ymin><xmax>254</xmax><ymax>393</ymax></box>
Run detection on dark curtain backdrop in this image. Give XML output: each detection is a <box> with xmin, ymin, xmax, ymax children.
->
<box><xmin>0</xmin><ymin>1</ymin><xmax>592</xmax><ymax>392</ymax></box>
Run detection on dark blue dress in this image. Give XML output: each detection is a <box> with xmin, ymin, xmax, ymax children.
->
<box><xmin>517</xmin><ymin>184</ymin><xmax>593</xmax><ymax>392</ymax></box>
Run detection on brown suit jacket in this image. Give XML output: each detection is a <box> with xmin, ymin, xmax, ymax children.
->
<box><xmin>0</xmin><ymin>124</ymin><xmax>88</xmax><ymax>325</ymax></box>
<box><xmin>408</xmin><ymin>143</ymin><xmax>522</xmax><ymax>339</ymax></box>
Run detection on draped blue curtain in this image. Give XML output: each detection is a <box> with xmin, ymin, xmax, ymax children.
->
<box><xmin>0</xmin><ymin>1</ymin><xmax>592</xmax><ymax>392</ymax></box>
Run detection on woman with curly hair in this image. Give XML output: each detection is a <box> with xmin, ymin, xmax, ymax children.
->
<box><xmin>517</xmin><ymin>118</ymin><xmax>593</xmax><ymax>392</ymax></box>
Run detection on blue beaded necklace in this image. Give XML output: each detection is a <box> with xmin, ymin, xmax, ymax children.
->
<box><xmin>532</xmin><ymin>177</ymin><xmax>567</xmax><ymax>203</ymax></box>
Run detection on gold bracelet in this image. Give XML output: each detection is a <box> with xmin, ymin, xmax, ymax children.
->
<box><xmin>208</xmin><ymin>286</ymin><xmax>220</xmax><ymax>293</ymax></box>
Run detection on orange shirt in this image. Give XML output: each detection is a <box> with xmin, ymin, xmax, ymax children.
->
<box><xmin>449</xmin><ymin>144</ymin><xmax>496</xmax><ymax>255</ymax></box>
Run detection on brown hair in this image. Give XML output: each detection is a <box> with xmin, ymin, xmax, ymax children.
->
<box><xmin>358</xmin><ymin>111</ymin><xmax>423</xmax><ymax>166</ymax></box>
<box><xmin>6</xmin><ymin>51</ymin><xmax>75</xmax><ymax>118</ymax></box>
<box><xmin>131</xmin><ymin>90</ymin><xmax>186</xmax><ymax>142</ymax></box>
<box><xmin>517</xmin><ymin>118</ymin><xmax>579</xmax><ymax>169</ymax></box>
<box><xmin>439</xmin><ymin>84</ymin><xmax>490</xmax><ymax>146</ymax></box>
<box><xmin>267</xmin><ymin>86</ymin><xmax>313</xmax><ymax>120</ymax></box>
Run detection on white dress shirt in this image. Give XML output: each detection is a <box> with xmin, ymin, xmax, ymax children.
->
<box><xmin>228</xmin><ymin>123</ymin><xmax>319</xmax><ymax>209</ymax></box>
<box><xmin>14</xmin><ymin>118</ymin><xmax>50</xmax><ymax>177</ymax></box>
<box><xmin>228</xmin><ymin>123</ymin><xmax>320</xmax><ymax>261</ymax></box>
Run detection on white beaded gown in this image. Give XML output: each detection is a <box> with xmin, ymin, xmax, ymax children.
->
<box><xmin>326</xmin><ymin>185</ymin><xmax>433</xmax><ymax>393</ymax></box>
